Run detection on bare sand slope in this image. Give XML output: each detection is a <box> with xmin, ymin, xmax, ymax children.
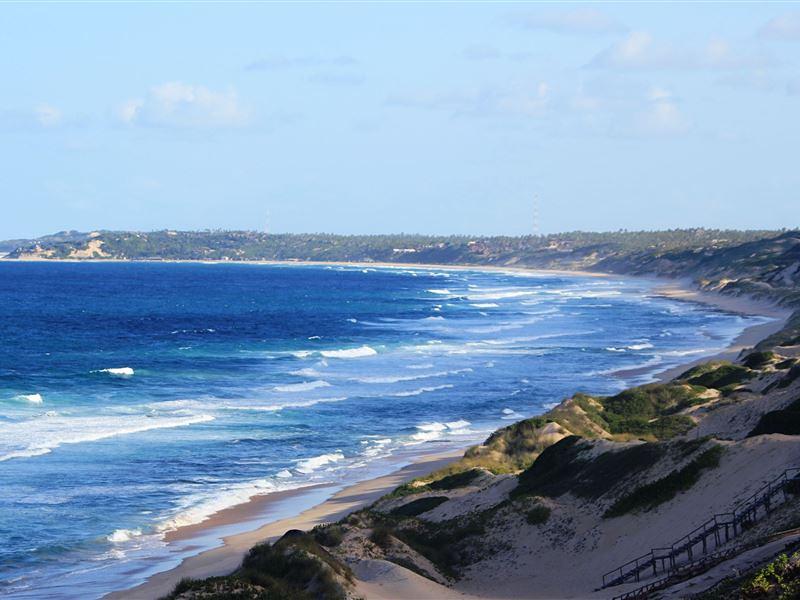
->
<box><xmin>453</xmin><ymin>435</ymin><xmax>800</xmax><ymax>599</ymax></box>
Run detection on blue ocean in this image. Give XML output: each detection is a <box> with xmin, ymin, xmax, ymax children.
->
<box><xmin>0</xmin><ymin>262</ymin><xmax>764</xmax><ymax>598</ymax></box>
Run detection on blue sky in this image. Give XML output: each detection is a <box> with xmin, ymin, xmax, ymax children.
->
<box><xmin>2</xmin><ymin>2</ymin><xmax>799</xmax><ymax>238</ymax></box>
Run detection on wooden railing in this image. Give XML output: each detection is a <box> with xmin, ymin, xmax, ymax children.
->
<box><xmin>601</xmin><ymin>467</ymin><xmax>800</xmax><ymax>589</ymax></box>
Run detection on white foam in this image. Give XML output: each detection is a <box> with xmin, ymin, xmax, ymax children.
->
<box><xmin>158</xmin><ymin>478</ymin><xmax>315</xmax><ymax>532</ymax></box>
<box><xmin>391</xmin><ymin>384</ymin><xmax>454</xmax><ymax>397</ymax></box>
<box><xmin>627</xmin><ymin>343</ymin><xmax>654</xmax><ymax>351</ymax></box>
<box><xmin>427</xmin><ymin>288</ymin><xmax>451</xmax><ymax>295</ymax></box>
<box><xmin>295</xmin><ymin>452</ymin><xmax>345</xmax><ymax>474</ymax></box>
<box><xmin>222</xmin><ymin>396</ymin><xmax>348</xmax><ymax>413</ymax></box>
<box><xmin>606</xmin><ymin>347</ymin><xmax>627</xmax><ymax>353</ymax></box>
<box><xmin>353</xmin><ymin>368</ymin><xmax>469</xmax><ymax>384</ymax></box>
<box><xmin>273</xmin><ymin>380</ymin><xmax>331</xmax><ymax>393</ymax></box>
<box><xmin>320</xmin><ymin>346</ymin><xmax>377</xmax><ymax>359</ymax></box>
<box><xmin>291</xmin><ymin>350</ymin><xmax>313</xmax><ymax>358</ymax></box>
<box><xmin>445</xmin><ymin>419</ymin><xmax>470</xmax><ymax>430</ymax></box>
<box><xmin>107</xmin><ymin>528</ymin><xmax>142</xmax><ymax>543</ymax></box>
<box><xmin>19</xmin><ymin>393</ymin><xmax>43</xmax><ymax>404</ymax></box>
<box><xmin>276</xmin><ymin>469</ymin><xmax>293</xmax><ymax>479</ymax></box>
<box><xmin>95</xmin><ymin>367</ymin><xmax>135</xmax><ymax>377</ymax></box>
<box><xmin>416</xmin><ymin>422</ymin><xmax>448</xmax><ymax>432</ymax></box>
<box><xmin>289</xmin><ymin>368</ymin><xmax>323</xmax><ymax>378</ymax></box>
<box><xmin>0</xmin><ymin>413</ymin><xmax>215</xmax><ymax>463</ymax></box>
<box><xmin>467</xmin><ymin>289</ymin><xmax>537</xmax><ymax>301</ymax></box>
<box><xmin>470</xmin><ymin>303</ymin><xmax>500</xmax><ymax>308</ymax></box>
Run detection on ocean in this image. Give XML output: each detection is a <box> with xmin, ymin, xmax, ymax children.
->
<box><xmin>0</xmin><ymin>262</ymin><xmax>765</xmax><ymax>598</ymax></box>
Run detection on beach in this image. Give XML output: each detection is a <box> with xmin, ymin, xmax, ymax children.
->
<box><xmin>103</xmin><ymin>268</ymin><xmax>791</xmax><ymax>600</ymax></box>
<box><xmin>108</xmin><ymin>450</ymin><xmax>465</xmax><ymax>600</ymax></box>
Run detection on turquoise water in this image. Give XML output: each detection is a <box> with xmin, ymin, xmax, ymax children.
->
<box><xmin>0</xmin><ymin>262</ymin><xmax>763</xmax><ymax>598</ymax></box>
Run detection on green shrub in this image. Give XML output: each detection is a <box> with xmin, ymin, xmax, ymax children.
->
<box><xmin>370</xmin><ymin>526</ymin><xmax>392</xmax><ymax>549</ymax></box>
<box><xmin>513</xmin><ymin>436</ymin><xmax>667</xmax><ymax>500</ymax></box>
<box><xmin>742</xmin><ymin>351</ymin><xmax>776</xmax><ymax>369</ymax></box>
<box><xmin>312</xmin><ymin>524</ymin><xmax>344</xmax><ymax>547</ymax></box>
<box><xmin>604</xmin><ymin>445</ymin><xmax>724</xmax><ymax>518</ymax></box>
<box><xmin>429</xmin><ymin>469</ymin><xmax>482</xmax><ymax>490</ymax></box>
<box><xmin>164</xmin><ymin>530</ymin><xmax>352</xmax><ymax>600</ymax></box>
<box><xmin>526</xmin><ymin>504</ymin><xmax>551</xmax><ymax>525</ymax></box>
<box><xmin>391</xmin><ymin>496</ymin><xmax>449</xmax><ymax>518</ymax></box>
<box><xmin>686</xmin><ymin>363</ymin><xmax>753</xmax><ymax>389</ymax></box>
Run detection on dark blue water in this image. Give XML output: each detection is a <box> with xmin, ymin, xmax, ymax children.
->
<box><xmin>0</xmin><ymin>262</ymin><xmax>763</xmax><ymax>597</ymax></box>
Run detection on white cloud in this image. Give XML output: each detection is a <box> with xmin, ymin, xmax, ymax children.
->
<box><xmin>117</xmin><ymin>82</ymin><xmax>249</xmax><ymax>128</ymax></box>
<box><xmin>635</xmin><ymin>86</ymin><xmax>688</xmax><ymax>135</ymax></box>
<box><xmin>0</xmin><ymin>103</ymin><xmax>66</xmax><ymax>130</ymax></box>
<box><xmin>759</xmin><ymin>12</ymin><xmax>800</xmax><ymax>41</ymax></box>
<box><xmin>589</xmin><ymin>32</ymin><xmax>772</xmax><ymax>70</ymax></box>
<box><xmin>509</xmin><ymin>9</ymin><xmax>625</xmax><ymax>35</ymax></box>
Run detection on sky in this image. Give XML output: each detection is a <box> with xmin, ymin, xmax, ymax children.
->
<box><xmin>1</xmin><ymin>2</ymin><xmax>800</xmax><ymax>239</ymax></box>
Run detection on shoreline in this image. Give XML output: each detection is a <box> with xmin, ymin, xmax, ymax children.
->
<box><xmin>104</xmin><ymin>267</ymin><xmax>791</xmax><ymax>600</ymax></box>
<box><xmin>1</xmin><ymin>256</ymin><xmax>609</xmax><ymax>278</ymax></box>
<box><xmin>106</xmin><ymin>449</ymin><xmax>465</xmax><ymax>600</ymax></box>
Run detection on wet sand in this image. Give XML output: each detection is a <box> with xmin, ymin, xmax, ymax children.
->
<box><xmin>106</xmin><ymin>450</ymin><xmax>463</xmax><ymax>599</ymax></box>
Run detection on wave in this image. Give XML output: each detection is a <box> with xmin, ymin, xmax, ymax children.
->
<box><xmin>390</xmin><ymin>384</ymin><xmax>454</xmax><ymax>397</ymax></box>
<box><xmin>467</xmin><ymin>289</ymin><xmax>537</xmax><ymax>301</ymax></box>
<box><xmin>18</xmin><ymin>393</ymin><xmax>43</xmax><ymax>404</ymax></box>
<box><xmin>406</xmin><ymin>363</ymin><xmax>434</xmax><ymax>370</ymax></box>
<box><xmin>157</xmin><ymin>477</ymin><xmax>316</xmax><ymax>532</ymax></box>
<box><xmin>273</xmin><ymin>380</ymin><xmax>331</xmax><ymax>393</ymax></box>
<box><xmin>107</xmin><ymin>528</ymin><xmax>142</xmax><ymax>543</ymax></box>
<box><xmin>93</xmin><ymin>367</ymin><xmax>135</xmax><ymax>377</ymax></box>
<box><xmin>606</xmin><ymin>342</ymin><xmax>654</xmax><ymax>352</ymax></box>
<box><xmin>501</xmin><ymin>408</ymin><xmax>524</xmax><ymax>420</ymax></box>
<box><xmin>470</xmin><ymin>303</ymin><xmax>499</xmax><ymax>308</ymax></box>
<box><xmin>295</xmin><ymin>452</ymin><xmax>345</xmax><ymax>474</ymax></box>
<box><xmin>426</xmin><ymin>288</ymin><xmax>452</xmax><ymax>295</ymax></box>
<box><xmin>222</xmin><ymin>396</ymin><xmax>349</xmax><ymax>412</ymax></box>
<box><xmin>289</xmin><ymin>368</ymin><xmax>323</xmax><ymax>378</ymax></box>
<box><xmin>0</xmin><ymin>413</ymin><xmax>215</xmax><ymax>463</ymax></box>
<box><xmin>410</xmin><ymin>419</ymin><xmax>471</xmax><ymax>441</ymax></box>
<box><xmin>352</xmin><ymin>367</ymin><xmax>471</xmax><ymax>385</ymax></box>
<box><xmin>627</xmin><ymin>343</ymin><xmax>654</xmax><ymax>351</ymax></box>
<box><xmin>320</xmin><ymin>346</ymin><xmax>377</xmax><ymax>359</ymax></box>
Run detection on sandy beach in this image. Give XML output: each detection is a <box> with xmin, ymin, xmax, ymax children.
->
<box><xmin>107</xmin><ymin>450</ymin><xmax>464</xmax><ymax>599</ymax></box>
<box><xmin>104</xmin><ymin>269</ymin><xmax>792</xmax><ymax>600</ymax></box>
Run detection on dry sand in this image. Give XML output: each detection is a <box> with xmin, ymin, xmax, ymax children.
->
<box><xmin>107</xmin><ymin>450</ymin><xmax>463</xmax><ymax>599</ymax></box>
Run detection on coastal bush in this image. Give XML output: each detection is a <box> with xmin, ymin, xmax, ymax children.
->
<box><xmin>391</xmin><ymin>496</ymin><xmax>449</xmax><ymax>518</ymax></box>
<box><xmin>393</xmin><ymin>514</ymin><xmax>487</xmax><ymax>579</ymax></box>
<box><xmin>512</xmin><ymin>436</ymin><xmax>670</xmax><ymax>500</ymax></box>
<box><xmin>603</xmin><ymin>445</ymin><xmax>724</xmax><ymax>518</ymax></box>
<box><xmin>742</xmin><ymin>351</ymin><xmax>776</xmax><ymax>369</ymax></box>
<box><xmin>684</xmin><ymin>363</ymin><xmax>754</xmax><ymax>390</ymax></box>
<box><xmin>312</xmin><ymin>524</ymin><xmax>344</xmax><ymax>547</ymax></box>
<box><xmin>526</xmin><ymin>504</ymin><xmax>551</xmax><ymax>525</ymax></box>
<box><xmin>428</xmin><ymin>469</ymin><xmax>482</xmax><ymax>491</ymax></box>
<box><xmin>369</xmin><ymin>526</ymin><xmax>392</xmax><ymax>549</ymax></box>
<box><xmin>387</xmin><ymin>468</ymin><xmax>483</xmax><ymax>499</ymax></box>
<box><xmin>165</xmin><ymin>531</ymin><xmax>352</xmax><ymax>600</ymax></box>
